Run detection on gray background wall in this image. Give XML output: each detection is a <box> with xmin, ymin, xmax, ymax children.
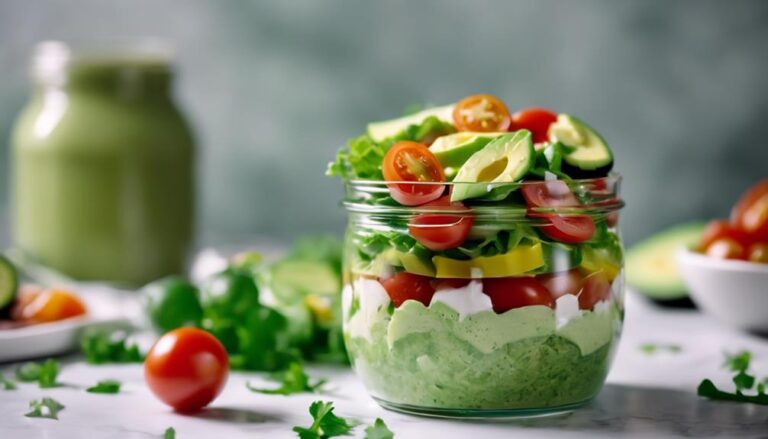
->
<box><xmin>1</xmin><ymin>0</ymin><xmax>767</xmax><ymax>246</ymax></box>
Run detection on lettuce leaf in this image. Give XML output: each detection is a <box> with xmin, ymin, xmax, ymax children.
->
<box><xmin>327</xmin><ymin>116</ymin><xmax>455</xmax><ymax>180</ymax></box>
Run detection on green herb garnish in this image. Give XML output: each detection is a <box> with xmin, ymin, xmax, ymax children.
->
<box><xmin>639</xmin><ymin>343</ymin><xmax>682</xmax><ymax>355</ymax></box>
<box><xmin>364</xmin><ymin>418</ymin><xmax>394</xmax><ymax>439</ymax></box>
<box><xmin>247</xmin><ymin>362</ymin><xmax>326</xmax><ymax>395</ymax></box>
<box><xmin>0</xmin><ymin>372</ymin><xmax>17</xmax><ymax>390</ymax></box>
<box><xmin>25</xmin><ymin>397</ymin><xmax>65</xmax><ymax>420</ymax></box>
<box><xmin>15</xmin><ymin>359</ymin><xmax>60</xmax><ymax>388</ymax></box>
<box><xmin>86</xmin><ymin>379</ymin><xmax>122</xmax><ymax>394</ymax></box>
<box><xmin>164</xmin><ymin>427</ymin><xmax>176</xmax><ymax>439</ymax></box>
<box><xmin>698</xmin><ymin>351</ymin><xmax>768</xmax><ymax>405</ymax></box>
<box><xmin>293</xmin><ymin>400</ymin><xmax>355</xmax><ymax>438</ymax></box>
<box><xmin>80</xmin><ymin>330</ymin><xmax>144</xmax><ymax>364</ymax></box>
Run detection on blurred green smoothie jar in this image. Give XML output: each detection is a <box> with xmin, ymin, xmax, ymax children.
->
<box><xmin>11</xmin><ymin>41</ymin><xmax>195</xmax><ymax>286</ymax></box>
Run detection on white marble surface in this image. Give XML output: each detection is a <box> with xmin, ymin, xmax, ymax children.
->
<box><xmin>1</xmin><ymin>292</ymin><xmax>768</xmax><ymax>439</ymax></box>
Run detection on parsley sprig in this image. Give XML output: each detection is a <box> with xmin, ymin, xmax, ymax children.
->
<box><xmin>364</xmin><ymin>418</ymin><xmax>394</xmax><ymax>439</ymax></box>
<box><xmin>86</xmin><ymin>379</ymin><xmax>122</xmax><ymax>394</ymax></box>
<box><xmin>15</xmin><ymin>359</ymin><xmax>60</xmax><ymax>388</ymax></box>
<box><xmin>0</xmin><ymin>372</ymin><xmax>17</xmax><ymax>390</ymax></box>
<box><xmin>293</xmin><ymin>400</ymin><xmax>355</xmax><ymax>438</ymax></box>
<box><xmin>80</xmin><ymin>330</ymin><xmax>143</xmax><ymax>364</ymax></box>
<box><xmin>247</xmin><ymin>362</ymin><xmax>326</xmax><ymax>395</ymax></box>
<box><xmin>25</xmin><ymin>397</ymin><xmax>65</xmax><ymax>420</ymax></box>
<box><xmin>698</xmin><ymin>350</ymin><xmax>768</xmax><ymax>405</ymax></box>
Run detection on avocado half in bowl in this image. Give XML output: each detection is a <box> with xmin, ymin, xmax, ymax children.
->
<box><xmin>625</xmin><ymin>222</ymin><xmax>707</xmax><ymax>306</ymax></box>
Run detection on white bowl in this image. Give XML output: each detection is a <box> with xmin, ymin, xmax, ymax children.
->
<box><xmin>677</xmin><ymin>248</ymin><xmax>768</xmax><ymax>332</ymax></box>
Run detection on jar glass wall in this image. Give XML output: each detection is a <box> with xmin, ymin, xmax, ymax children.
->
<box><xmin>341</xmin><ymin>176</ymin><xmax>624</xmax><ymax>418</ymax></box>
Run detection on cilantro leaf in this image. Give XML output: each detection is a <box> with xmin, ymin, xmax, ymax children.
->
<box><xmin>0</xmin><ymin>372</ymin><xmax>16</xmax><ymax>390</ymax></box>
<box><xmin>293</xmin><ymin>400</ymin><xmax>355</xmax><ymax>438</ymax></box>
<box><xmin>25</xmin><ymin>397</ymin><xmax>65</xmax><ymax>420</ymax></box>
<box><xmin>247</xmin><ymin>362</ymin><xmax>326</xmax><ymax>395</ymax></box>
<box><xmin>364</xmin><ymin>418</ymin><xmax>394</xmax><ymax>439</ymax></box>
<box><xmin>733</xmin><ymin>371</ymin><xmax>756</xmax><ymax>392</ymax></box>
<box><xmin>697</xmin><ymin>379</ymin><xmax>768</xmax><ymax>405</ymax></box>
<box><xmin>164</xmin><ymin>427</ymin><xmax>176</xmax><ymax>439</ymax></box>
<box><xmin>639</xmin><ymin>343</ymin><xmax>682</xmax><ymax>356</ymax></box>
<box><xmin>15</xmin><ymin>359</ymin><xmax>60</xmax><ymax>388</ymax></box>
<box><xmin>724</xmin><ymin>351</ymin><xmax>751</xmax><ymax>373</ymax></box>
<box><xmin>80</xmin><ymin>330</ymin><xmax>144</xmax><ymax>364</ymax></box>
<box><xmin>86</xmin><ymin>379</ymin><xmax>121</xmax><ymax>394</ymax></box>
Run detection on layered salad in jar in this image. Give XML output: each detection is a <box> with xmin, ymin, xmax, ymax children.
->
<box><xmin>328</xmin><ymin>94</ymin><xmax>624</xmax><ymax>416</ymax></box>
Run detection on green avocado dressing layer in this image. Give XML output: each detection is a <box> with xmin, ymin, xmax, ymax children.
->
<box><xmin>345</xmin><ymin>301</ymin><xmax>620</xmax><ymax>409</ymax></box>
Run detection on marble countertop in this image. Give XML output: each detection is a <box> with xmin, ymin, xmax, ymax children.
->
<box><xmin>1</xmin><ymin>292</ymin><xmax>767</xmax><ymax>439</ymax></box>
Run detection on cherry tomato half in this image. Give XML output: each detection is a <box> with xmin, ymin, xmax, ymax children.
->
<box><xmin>144</xmin><ymin>328</ymin><xmax>229</xmax><ymax>412</ymax></box>
<box><xmin>482</xmin><ymin>277</ymin><xmax>554</xmax><ymax>313</ymax></box>
<box><xmin>11</xmin><ymin>287</ymin><xmax>87</xmax><ymax>324</ymax></box>
<box><xmin>408</xmin><ymin>196</ymin><xmax>473</xmax><ymax>251</ymax></box>
<box><xmin>521</xmin><ymin>180</ymin><xmax>581</xmax><ymax>208</ymax></box>
<box><xmin>538</xmin><ymin>269</ymin><xmax>584</xmax><ymax>300</ymax></box>
<box><xmin>531</xmin><ymin>213</ymin><xmax>596</xmax><ymax>244</ymax></box>
<box><xmin>577</xmin><ymin>271</ymin><xmax>612</xmax><ymax>310</ymax></box>
<box><xmin>382</xmin><ymin>141</ymin><xmax>445</xmax><ymax>206</ymax></box>
<box><xmin>453</xmin><ymin>94</ymin><xmax>512</xmax><ymax>132</ymax></box>
<box><xmin>380</xmin><ymin>272</ymin><xmax>436</xmax><ymax>308</ymax></box>
<box><xmin>731</xmin><ymin>180</ymin><xmax>768</xmax><ymax>241</ymax></box>
<box><xmin>699</xmin><ymin>220</ymin><xmax>749</xmax><ymax>255</ymax></box>
<box><xmin>509</xmin><ymin>107</ymin><xmax>558</xmax><ymax>144</ymax></box>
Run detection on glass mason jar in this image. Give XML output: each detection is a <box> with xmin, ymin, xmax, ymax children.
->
<box><xmin>11</xmin><ymin>41</ymin><xmax>195</xmax><ymax>286</ymax></box>
<box><xmin>341</xmin><ymin>176</ymin><xmax>624</xmax><ymax>418</ymax></box>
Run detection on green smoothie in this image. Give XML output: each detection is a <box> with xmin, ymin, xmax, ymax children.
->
<box><xmin>11</xmin><ymin>42</ymin><xmax>195</xmax><ymax>285</ymax></box>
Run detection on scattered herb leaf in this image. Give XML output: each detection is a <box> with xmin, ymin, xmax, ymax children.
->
<box><xmin>724</xmin><ymin>351</ymin><xmax>751</xmax><ymax>373</ymax></box>
<box><xmin>0</xmin><ymin>372</ymin><xmax>17</xmax><ymax>390</ymax></box>
<box><xmin>247</xmin><ymin>362</ymin><xmax>326</xmax><ymax>395</ymax></box>
<box><xmin>639</xmin><ymin>343</ymin><xmax>682</xmax><ymax>355</ymax></box>
<box><xmin>697</xmin><ymin>379</ymin><xmax>768</xmax><ymax>405</ymax></box>
<box><xmin>164</xmin><ymin>427</ymin><xmax>176</xmax><ymax>439</ymax></box>
<box><xmin>698</xmin><ymin>350</ymin><xmax>768</xmax><ymax>405</ymax></box>
<box><xmin>15</xmin><ymin>359</ymin><xmax>60</xmax><ymax>388</ymax></box>
<box><xmin>25</xmin><ymin>397</ymin><xmax>65</xmax><ymax>420</ymax></box>
<box><xmin>80</xmin><ymin>330</ymin><xmax>144</xmax><ymax>364</ymax></box>
<box><xmin>86</xmin><ymin>379</ymin><xmax>122</xmax><ymax>394</ymax></box>
<box><xmin>293</xmin><ymin>400</ymin><xmax>355</xmax><ymax>438</ymax></box>
<box><xmin>364</xmin><ymin>418</ymin><xmax>394</xmax><ymax>439</ymax></box>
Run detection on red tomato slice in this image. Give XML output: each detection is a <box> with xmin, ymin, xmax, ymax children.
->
<box><xmin>538</xmin><ymin>269</ymin><xmax>584</xmax><ymax>300</ymax></box>
<box><xmin>453</xmin><ymin>94</ymin><xmax>512</xmax><ymax>132</ymax></box>
<box><xmin>577</xmin><ymin>271</ymin><xmax>612</xmax><ymax>310</ymax></box>
<box><xmin>380</xmin><ymin>272</ymin><xmax>436</xmax><ymax>308</ymax></box>
<box><xmin>144</xmin><ymin>328</ymin><xmax>229</xmax><ymax>413</ymax></box>
<box><xmin>482</xmin><ymin>277</ymin><xmax>554</xmax><ymax>313</ymax></box>
<box><xmin>531</xmin><ymin>213</ymin><xmax>596</xmax><ymax>244</ymax></box>
<box><xmin>408</xmin><ymin>196</ymin><xmax>473</xmax><ymax>251</ymax></box>
<box><xmin>509</xmin><ymin>107</ymin><xmax>558</xmax><ymax>143</ymax></box>
<box><xmin>521</xmin><ymin>181</ymin><xmax>581</xmax><ymax>208</ymax></box>
<box><xmin>431</xmin><ymin>278</ymin><xmax>471</xmax><ymax>291</ymax></box>
<box><xmin>382</xmin><ymin>141</ymin><xmax>445</xmax><ymax>206</ymax></box>
<box><xmin>731</xmin><ymin>180</ymin><xmax>768</xmax><ymax>241</ymax></box>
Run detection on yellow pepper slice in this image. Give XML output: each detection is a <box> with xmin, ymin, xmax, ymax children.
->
<box><xmin>433</xmin><ymin>242</ymin><xmax>545</xmax><ymax>278</ymax></box>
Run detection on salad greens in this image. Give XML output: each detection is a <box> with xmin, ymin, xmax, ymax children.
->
<box><xmin>86</xmin><ymin>379</ymin><xmax>122</xmax><ymax>394</ymax></box>
<box><xmin>292</xmin><ymin>400</ymin><xmax>355</xmax><ymax>439</ymax></box>
<box><xmin>25</xmin><ymin>397</ymin><xmax>65</xmax><ymax>420</ymax></box>
<box><xmin>15</xmin><ymin>359</ymin><xmax>59</xmax><ymax>388</ymax></box>
<box><xmin>80</xmin><ymin>330</ymin><xmax>143</xmax><ymax>364</ymax></box>
<box><xmin>0</xmin><ymin>372</ymin><xmax>17</xmax><ymax>390</ymax></box>
<box><xmin>698</xmin><ymin>351</ymin><xmax>768</xmax><ymax>405</ymax></box>
<box><xmin>247</xmin><ymin>362</ymin><xmax>326</xmax><ymax>395</ymax></box>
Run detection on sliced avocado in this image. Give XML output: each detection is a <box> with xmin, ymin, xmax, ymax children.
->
<box><xmin>270</xmin><ymin>259</ymin><xmax>340</xmax><ymax>304</ymax></box>
<box><xmin>548</xmin><ymin>114</ymin><xmax>613</xmax><ymax>174</ymax></box>
<box><xmin>367</xmin><ymin>104</ymin><xmax>454</xmax><ymax>142</ymax></box>
<box><xmin>451</xmin><ymin>130</ymin><xmax>535</xmax><ymax>202</ymax></box>
<box><xmin>397</xmin><ymin>250</ymin><xmax>436</xmax><ymax>277</ymax></box>
<box><xmin>429</xmin><ymin>132</ymin><xmax>506</xmax><ymax>169</ymax></box>
<box><xmin>626</xmin><ymin>222</ymin><xmax>706</xmax><ymax>300</ymax></box>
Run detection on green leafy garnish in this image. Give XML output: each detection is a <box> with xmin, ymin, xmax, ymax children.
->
<box><xmin>15</xmin><ymin>359</ymin><xmax>60</xmax><ymax>388</ymax></box>
<box><xmin>293</xmin><ymin>400</ymin><xmax>355</xmax><ymax>438</ymax></box>
<box><xmin>80</xmin><ymin>330</ymin><xmax>144</xmax><ymax>364</ymax></box>
<box><xmin>164</xmin><ymin>427</ymin><xmax>176</xmax><ymax>439</ymax></box>
<box><xmin>639</xmin><ymin>343</ymin><xmax>682</xmax><ymax>355</ymax></box>
<box><xmin>247</xmin><ymin>362</ymin><xmax>326</xmax><ymax>395</ymax></box>
<box><xmin>25</xmin><ymin>397</ymin><xmax>65</xmax><ymax>420</ymax></box>
<box><xmin>86</xmin><ymin>379</ymin><xmax>121</xmax><ymax>394</ymax></box>
<box><xmin>364</xmin><ymin>418</ymin><xmax>394</xmax><ymax>439</ymax></box>
<box><xmin>698</xmin><ymin>351</ymin><xmax>768</xmax><ymax>405</ymax></box>
<box><xmin>0</xmin><ymin>372</ymin><xmax>17</xmax><ymax>390</ymax></box>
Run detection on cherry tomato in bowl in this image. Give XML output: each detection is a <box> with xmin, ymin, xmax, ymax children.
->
<box><xmin>380</xmin><ymin>272</ymin><xmax>435</xmax><ymax>308</ymax></box>
<box><xmin>509</xmin><ymin>107</ymin><xmax>558</xmax><ymax>144</ymax></box>
<box><xmin>730</xmin><ymin>180</ymin><xmax>768</xmax><ymax>242</ymax></box>
<box><xmin>382</xmin><ymin>141</ymin><xmax>445</xmax><ymax>206</ymax></box>
<box><xmin>144</xmin><ymin>328</ymin><xmax>229</xmax><ymax>413</ymax></box>
<box><xmin>698</xmin><ymin>220</ymin><xmax>750</xmax><ymax>260</ymax></box>
<box><xmin>452</xmin><ymin>94</ymin><xmax>512</xmax><ymax>132</ymax></box>
<box><xmin>408</xmin><ymin>196</ymin><xmax>473</xmax><ymax>251</ymax></box>
<box><xmin>11</xmin><ymin>287</ymin><xmax>87</xmax><ymax>324</ymax></box>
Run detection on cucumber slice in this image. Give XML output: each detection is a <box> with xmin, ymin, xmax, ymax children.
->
<box><xmin>548</xmin><ymin>114</ymin><xmax>613</xmax><ymax>173</ymax></box>
<box><xmin>0</xmin><ymin>255</ymin><xmax>18</xmax><ymax>311</ymax></box>
<box><xmin>367</xmin><ymin>105</ymin><xmax>454</xmax><ymax>142</ymax></box>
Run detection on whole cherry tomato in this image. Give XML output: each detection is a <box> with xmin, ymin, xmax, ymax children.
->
<box><xmin>731</xmin><ymin>180</ymin><xmax>768</xmax><ymax>241</ymax></box>
<box><xmin>380</xmin><ymin>272</ymin><xmax>436</xmax><ymax>308</ymax></box>
<box><xmin>509</xmin><ymin>107</ymin><xmax>558</xmax><ymax>143</ymax></box>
